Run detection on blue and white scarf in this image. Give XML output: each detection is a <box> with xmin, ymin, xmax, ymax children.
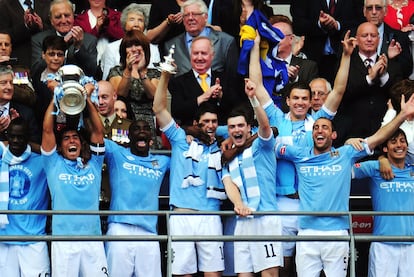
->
<box><xmin>276</xmin><ymin>113</ymin><xmax>315</xmax><ymax>146</ymax></box>
<box><xmin>0</xmin><ymin>144</ymin><xmax>31</xmax><ymax>228</ymax></box>
<box><xmin>182</xmin><ymin>140</ymin><xmax>226</xmax><ymax>200</ymax></box>
<box><xmin>228</xmin><ymin>146</ymin><xmax>260</xmax><ymax>211</ymax></box>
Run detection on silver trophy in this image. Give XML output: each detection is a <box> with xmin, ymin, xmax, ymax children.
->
<box><xmin>56</xmin><ymin>65</ymin><xmax>87</xmax><ymax>115</ymax></box>
<box><xmin>157</xmin><ymin>45</ymin><xmax>177</xmax><ymax>74</ymax></box>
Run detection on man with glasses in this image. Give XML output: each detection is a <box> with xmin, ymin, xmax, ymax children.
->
<box><xmin>309</xmin><ymin>78</ymin><xmax>332</xmax><ymax>115</ymax></box>
<box><xmin>363</xmin><ymin>0</ymin><xmax>412</xmax><ymax>78</ymax></box>
<box><xmin>164</xmin><ymin>0</ymin><xmax>238</xmax><ymax>80</ymax></box>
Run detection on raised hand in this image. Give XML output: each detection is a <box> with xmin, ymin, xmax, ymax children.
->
<box><xmin>319</xmin><ymin>10</ymin><xmax>338</xmax><ymax>31</ymax></box>
<box><xmin>341</xmin><ymin>30</ymin><xmax>356</xmax><ymax>56</ymax></box>
<box><xmin>287</xmin><ymin>65</ymin><xmax>300</xmax><ymax>81</ymax></box>
<box><xmin>387</xmin><ymin>39</ymin><xmax>402</xmax><ymax>59</ymax></box>
<box><xmin>210</xmin><ymin>78</ymin><xmax>222</xmax><ymax>99</ymax></box>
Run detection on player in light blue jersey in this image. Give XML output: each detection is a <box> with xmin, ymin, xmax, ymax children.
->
<box><xmin>104</xmin><ymin>119</ymin><xmax>170</xmax><ymax>277</ymax></box>
<box><xmin>222</xmin><ymin>78</ymin><xmax>282</xmax><ymax>276</ymax></box>
<box><xmin>41</xmin><ymin>82</ymin><xmax>107</xmax><ymax>277</ymax></box>
<box><xmin>153</xmin><ymin>68</ymin><xmax>225</xmax><ymax>276</ymax></box>
<box><xmin>248</xmin><ymin>31</ymin><xmax>355</xmax><ymax>276</ymax></box>
<box><xmin>352</xmin><ymin>128</ymin><xmax>414</xmax><ymax>277</ymax></box>
<box><xmin>0</xmin><ymin>118</ymin><xmax>50</xmax><ymax>276</ymax></box>
<box><xmin>275</xmin><ymin>93</ymin><xmax>414</xmax><ymax>277</ymax></box>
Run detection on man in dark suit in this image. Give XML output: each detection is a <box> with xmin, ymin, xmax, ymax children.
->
<box><xmin>169</xmin><ymin>36</ymin><xmax>245</xmax><ymax>126</ymax></box>
<box><xmin>291</xmin><ymin>0</ymin><xmax>365</xmax><ymax>84</ymax></box>
<box><xmin>334</xmin><ymin>22</ymin><xmax>403</xmax><ymax>147</ymax></box>
<box><xmin>270</xmin><ymin>15</ymin><xmax>319</xmax><ymax>111</ymax></box>
<box><xmin>0</xmin><ymin>0</ymin><xmax>51</xmax><ymax>68</ymax></box>
<box><xmin>31</xmin><ymin>0</ymin><xmax>98</xmax><ymax>77</ymax></box>
<box><xmin>363</xmin><ymin>0</ymin><xmax>413</xmax><ymax>78</ymax></box>
<box><xmin>0</xmin><ymin>66</ymin><xmax>40</xmax><ymax>144</ymax></box>
<box><xmin>164</xmin><ymin>0</ymin><xmax>239</xmax><ymax>81</ymax></box>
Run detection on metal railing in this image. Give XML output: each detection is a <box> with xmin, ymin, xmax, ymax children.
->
<box><xmin>1</xmin><ymin>209</ymin><xmax>414</xmax><ymax>277</ymax></box>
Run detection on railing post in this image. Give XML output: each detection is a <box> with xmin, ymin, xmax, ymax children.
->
<box><xmin>166</xmin><ymin>211</ymin><xmax>172</xmax><ymax>277</ymax></box>
<box><xmin>348</xmin><ymin>212</ymin><xmax>356</xmax><ymax>277</ymax></box>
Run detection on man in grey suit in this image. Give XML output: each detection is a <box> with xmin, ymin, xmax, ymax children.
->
<box><xmin>31</xmin><ymin>0</ymin><xmax>98</xmax><ymax>77</ymax></box>
<box><xmin>164</xmin><ymin>0</ymin><xmax>239</xmax><ymax>80</ymax></box>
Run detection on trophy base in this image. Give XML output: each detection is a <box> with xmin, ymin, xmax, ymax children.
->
<box><xmin>156</xmin><ymin>63</ymin><xmax>177</xmax><ymax>74</ymax></box>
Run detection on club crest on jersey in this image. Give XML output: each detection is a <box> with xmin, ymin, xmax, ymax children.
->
<box><xmin>9</xmin><ymin>168</ymin><xmax>31</xmax><ymax>204</ymax></box>
<box><xmin>330</xmin><ymin>150</ymin><xmax>339</xmax><ymax>157</ymax></box>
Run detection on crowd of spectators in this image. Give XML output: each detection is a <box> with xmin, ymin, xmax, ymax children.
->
<box><xmin>0</xmin><ymin>0</ymin><xmax>414</xmax><ymax>276</ymax></box>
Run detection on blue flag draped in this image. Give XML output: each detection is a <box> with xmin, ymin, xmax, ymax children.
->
<box><xmin>237</xmin><ymin>10</ymin><xmax>288</xmax><ymax>106</ymax></box>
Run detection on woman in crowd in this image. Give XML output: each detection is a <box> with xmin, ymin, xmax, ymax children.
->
<box><xmin>108</xmin><ymin>30</ymin><xmax>159</xmax><ymax>149</ymax></box>
<box><xmin>114</xmin><ymin>95</ymin><xmax>135</xmax><ymax>120</ymax></box>
<box><xmin>101</xmin><ymin>3</ymin><xmax>160</xmax><ymax>81</ymax></box>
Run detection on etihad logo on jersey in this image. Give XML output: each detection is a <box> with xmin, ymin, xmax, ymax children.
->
<box><xmin>299</xmin><ymin>164</ymin><xmax>342</xmax><ymax>176</ymax></box>
<box><xmin>123</xmin><ymin>162</ymin><xmax>164</xmax><ymax>179</ymax></box>
<box><xmin>59</xmin><ymin>173</ymin><xmax>96</xmax><ymax>185</ymax></box>
<box><xmin>380</xmin><ymin>181</ymin><xmax>414</xmax><ymax>193</ymax></box>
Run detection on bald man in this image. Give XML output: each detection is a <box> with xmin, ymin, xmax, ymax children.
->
<box><xmin>333</xmin><ymin>22</ymin><xmax>403</xmax><ymax>147</ymax></box>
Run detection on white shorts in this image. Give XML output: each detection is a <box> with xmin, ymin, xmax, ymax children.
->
<box><xmin>234</xmin><ymin>215</ymin><xmax>283</xmax><ymax>273</ymax></box>
<box><xmin>277</xmin><ymin>196</ymin><xmax>300</xmax><ymax>256</ymax></box>
<box><xmin>170</xmin><ymin>214</ymin><xmax>224</xmax><ymax>275</ymax></box>
<box><xmin>52</xmin><ymin>241</ymin><xmax>108</xmax><ymax>277</ymax></box>
<box><xmin>0</xmin><ymin>242</ymin><xmax>50</xmax><ymax>277</ymax></box>
<box><xmin>296</xmin><ymin>229</ymin><xmax>349</xmax><ymax>277</ymax></box>
<box><xmin>105</xmin><ymin>222</ymin><xmax>161</xmax><ymax>277</ymax></box>
<box><xmin>368</xmin><ymin>242</ymin><xmax>414</xmax><ymax>277</ymax></box>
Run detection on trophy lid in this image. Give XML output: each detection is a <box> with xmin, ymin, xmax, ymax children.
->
<box><xmin>58</xmin><ymin>64</ymin><xmax>85</xmax><ymax>82</ymax></box>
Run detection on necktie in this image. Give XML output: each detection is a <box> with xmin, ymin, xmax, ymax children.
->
<box><xmin>24</xmin><ymin>0</ymin><xmax>33</xmax><ymax>10</ymax></box>
<box><xmin>207</xmin><ymin>0</ymin><xmax>214</xmax><ymax>24</ymax></box>
<box><xmin>329</xmin><ymin>0</ymin><xmax>336</xmax><ymax>15</ymax></box>
<box><xmin>364</xmin><ymin>58</ymin><xmax>372</xmax><ymax>69</ymax></box>
<box><xmin>199</xmin><ymin>73</ymin><xmax>209</xmax><ymax>92</ymax></box>
<box><xmin>0</xmin><ymin>107</ymin><xmax>5</xmax><ymax>117</ymax></box>
<box><xmin>104</xmin><ymin>118</ymin><xmax>110</xmax><ymax>129</ymax></box>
